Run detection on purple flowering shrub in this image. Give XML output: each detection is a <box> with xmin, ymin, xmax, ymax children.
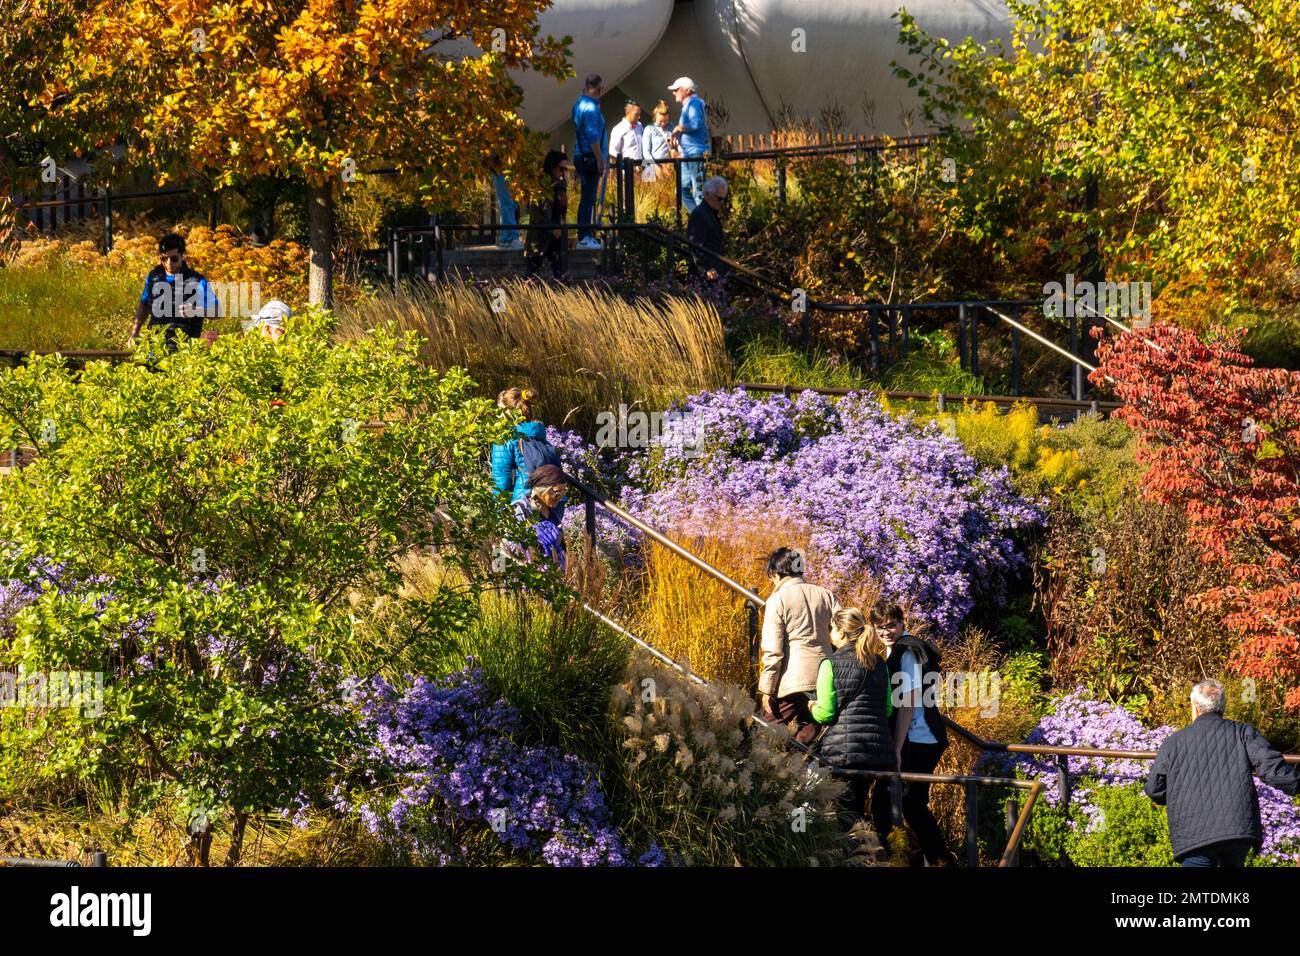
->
<box><xmin>607</xmin><ymin>388</ymin><xmax>1043</xmax><ymax>636</ymax></box>
<box><xmin>350</xmin><ymin>667</ymin><xmax>660</xmax><ymax>866</ymax></box>
<box><xmin>987</xmin><ymin>689</ymin><xmax>1300</xmax><ymax>864</ymax></box>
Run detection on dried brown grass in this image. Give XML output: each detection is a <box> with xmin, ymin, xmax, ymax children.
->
<box><xmin>339</xmin><ymin>279</ymin><xmax>729</xmax><ymax>433</ymax></box>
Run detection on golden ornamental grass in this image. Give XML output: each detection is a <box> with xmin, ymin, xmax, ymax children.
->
<box><xmin>339</xmin><ymin>279</ymin><xmax>729</xmax><ymax>432</ymax></box>
<box><xmin>635</xmin><ymin>516</ymin><xmax>848</xmax><ymax>687</ymax></box>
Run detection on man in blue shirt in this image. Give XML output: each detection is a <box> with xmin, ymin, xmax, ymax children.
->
<box><xmin>668</xmin><ymin>77</ymin><xmax>710</xmax><ymax>214</ymax></box>
<box><xmin>129</xmin><ymin>233</ymin><xmax>219</xmax><ymax>352</ymax></box>
<box><xmin>571</xmin><ymin>73</ymin><xmax>606</xmax><ymax>249</ymax></box>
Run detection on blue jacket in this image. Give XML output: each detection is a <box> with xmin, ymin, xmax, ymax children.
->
<box><xmin>572</xmin><ymin>95</ymin><xmax>606</xmax><ymax>160</ymax></box>
<box><xmin>490</xmin><ymin>421</ymin><xmax>566</xmax><ymax>522</ymax></box>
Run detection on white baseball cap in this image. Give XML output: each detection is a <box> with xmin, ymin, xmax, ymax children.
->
<box><xmin>667</xmin><ymin>77</ymin><xmax>696</xmax><ymax>92</ymax></box>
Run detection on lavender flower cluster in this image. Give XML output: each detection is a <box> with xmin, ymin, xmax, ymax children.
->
<box><xmin>354</xmin><ymin>667</ymin><xmax>657</xmax><ymax>866</ymax></box>
<box><xmin>986</xmin><ymin>689</ymin><xmax>1300</xmax><ymax>862</ymax></box>
<box><xmin>592</xmin><ymin>388</ymin><xmax>1044</xmax><ymax>636</ymax></box>
<box><xmin>0</xmin><ymin>559</ymin><xmax>325</xmax><ymax>694</ymax></box>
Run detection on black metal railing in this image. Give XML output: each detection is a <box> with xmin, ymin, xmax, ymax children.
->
<box><xmin>738</xmin><ymin>382</ymin><xmax>1121</xmax><ymax>421</ymax></box>
<box><xmin>389</xmin><ymin>219</ymin><xmax>1104</xmax><ymax>401</ymax></box>
<box><xmin>1</xmin><ymin>851</ymin><xmax>108</xmax><ymax>867</ymax></box>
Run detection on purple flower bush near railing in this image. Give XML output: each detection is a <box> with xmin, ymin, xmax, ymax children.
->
<box><xmin>559</xmin><ymin>388</ymin><xmax>1043</xmax><ymax>636</ymax></box>
<box><xmin>0</xmin><ymin>560</ymin><xmax>323</xmax><ymax>690</ymax></box>
<box><xmin>353</xmin><ymin>667</ymin><xmax>659</xmax><ymax>866</ymax></box>
<box><xmin>985</xmin><ymin>689</ymin><xmax>1300</xmax><ymax>863</ymax></box>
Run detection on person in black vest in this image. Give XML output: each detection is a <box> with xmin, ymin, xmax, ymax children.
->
<box><xmin>129</xmin><ymin>233</ymin><xmax>219</xmax><ymax>352</ymax></box>
<box><xmin>809</xmin><ymin>606</ymin><xmax>895</xmax><ymax>833</ymax></box>
<box><xmin>1145</xmin><ymin>679</ymin><xmax>1299</xmax><ymax>866</ymax></box>
<box><xmin>878</xmin><ymin>603</ymin><xmax>958</xmax><ymax>866</ymax></box>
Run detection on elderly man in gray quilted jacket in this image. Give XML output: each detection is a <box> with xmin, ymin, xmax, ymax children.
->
<box><xmin>1145</xmin><ymin>679</ymin><xmax>1299</xmax><ymax>866</ymax></box>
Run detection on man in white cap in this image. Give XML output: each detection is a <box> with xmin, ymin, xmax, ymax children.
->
<box><xmin>248</xmin><ymin>299</ymin><xmax>291</xmax><ymax>341</ymax></box>
<box><xmin>668</xmin><ymin>77</ymin><xmax>710</xmax><ymax>214</ymax></box>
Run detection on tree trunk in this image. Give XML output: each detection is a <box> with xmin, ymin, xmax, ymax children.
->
<box><xmin>307</xmin><ymin>181</ymin><xmax>334</xmax><ymax>308</ymax></box>
<box><xmin>189</xmin><ymin>827</ymin><xmax>213</xmax><ymax>867</ymax></box>
<box><xmin>225</xmin><ymin>810</ymin><xmax>249</xmax><ymax>867</ymax></box>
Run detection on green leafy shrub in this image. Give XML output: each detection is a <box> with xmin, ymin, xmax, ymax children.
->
<box><xmin>1064</xmin><ymin>784</ymin><xmax>1175</xmax><ymax>867</ymax></box>
<box><xmin>0</xmin><ymin>315</ymin><xmax>518</xmax><ymax>864</ymax></box>
<box><xmin>1022</xmin><ymin>801</ymin><xmax>1071</xmax><ymax>865</ymax></box>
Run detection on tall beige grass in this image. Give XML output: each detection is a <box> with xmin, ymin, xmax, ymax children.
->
<box><xmin>633</xmin><ymin>515</ymin><xmax>881</xmax><ymax>687</ymax></box>
<box><xmin>339</xmin><ymin>280</ymin><xmax>729</xmax><ymax>432</ymax></box>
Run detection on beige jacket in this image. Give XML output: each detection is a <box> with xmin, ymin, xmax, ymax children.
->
<box><xmin>759</xmin><ymin>575</ymin><xmax>840</xmax><ymax>698</ymax></box>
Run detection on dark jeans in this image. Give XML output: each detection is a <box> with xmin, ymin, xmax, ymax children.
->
<box><xmin>526</xmin><ymin>233</ymin><xmax>564</xmax><ymax>279</ymax></box>
<box><xmin>876</xmin><ymin>739</ymin><xmax>957</xmax><ymax>865</ymax></box>
<box><xmin>618</xmin><ymin>158</ymin><xmax>637</xmax><ymax>221</ymax></box>
<box><xmin>575</xmin><ymin>154</ymin><xmax>600</xmax><ymax>240</ymax></box>
<box><xmin>1178</xmin><ymin>840</ymin><xmax>1252</xmax><ymax>867</ymax></box>
<box><xmin>764</xmin><ymin>692</ymin><xmax>817</xmax><ymax>745</ymax></box>
<box><xmin>838</xmin><ymin>766</ymin><xmax>896</xmax><ymax>840</ymax></box>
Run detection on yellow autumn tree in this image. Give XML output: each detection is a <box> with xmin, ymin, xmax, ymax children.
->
<box><xmin>51</xmin><ymin>0</ymin><xmax>569</xmax><ymax>304</ymax></box>
<box><xmin>0</xmin><ymin>1</ymin><xmax>81</xmax><ymax>262</ymax></box>
<box><xmin>894</xmin><ymin>0</ymin><xmax>1300</xmax><ymax>309</ymax></box>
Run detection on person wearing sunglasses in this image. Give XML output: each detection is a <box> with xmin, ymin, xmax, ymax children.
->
<box><xmin>686</xmin><ymin>176</ymin><xmax>729</xmax><ymax>285</ymax></box>
<box><xmin>129</xmin><ymin>233</ymin><xmax>219</xmax><ymax>352</ymax></box>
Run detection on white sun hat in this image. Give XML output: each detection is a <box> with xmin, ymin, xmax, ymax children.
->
<box><xmin>252</xmin><ymin>299</ymin><xmax>292</xmax><ymax>328</ymax></box>
<box><xmin>667</xmin><ymin>77</ymin><xmax>696</xmax><ymax>92</ymax></box>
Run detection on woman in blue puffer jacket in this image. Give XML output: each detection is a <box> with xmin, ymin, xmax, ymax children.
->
<box><xmin>490</xmin><ymin>387</ymin><xmax>566</xmax><ymax>523</ymax></box>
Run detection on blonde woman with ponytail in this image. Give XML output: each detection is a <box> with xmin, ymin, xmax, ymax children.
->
<box><xmin>810</xmin><ymin>606</ymin><xmax>896</xmax><ymax>830</ymax></box>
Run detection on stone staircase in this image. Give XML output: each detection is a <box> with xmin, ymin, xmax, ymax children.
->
<box><xmin>440</xmin><ymin>244</ymin><xmax>603</xmax><ymax>281</ymax></box>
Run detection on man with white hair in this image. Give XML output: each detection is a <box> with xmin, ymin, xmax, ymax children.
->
<box><xmin>1145</xmin><ymin>679</ymin><xmax>1299</xmax><ymax>866</ymax></box>
<box><xmin>667</xmin><ymin>76</ymin><xmax>709</xmax><ymax>214</ymax></box>
<box><xmin>686</xmin><ymin>176</ymin><xmax>728</xmax><ymax>284</ymax></box>
<box><xmin>248</xmin><ymin>299</ymin><xmax>291</xmax><ymax>341</ymax></box>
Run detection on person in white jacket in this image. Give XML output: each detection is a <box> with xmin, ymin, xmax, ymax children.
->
<box><xmin>757</xmin><ymin>547</ymin><xmax>840</xmax><ymax>744</ymax></box>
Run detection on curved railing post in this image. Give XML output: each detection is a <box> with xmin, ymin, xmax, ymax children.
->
<box><xmin>1057</xmin><ymin>753</ymin><xmax>1071</xmax><ymax>812</ymax></box>
<box><xmin>964</xmin><ymin>781</ymin><xmax>979</xmax><ymax>867</ymax></box>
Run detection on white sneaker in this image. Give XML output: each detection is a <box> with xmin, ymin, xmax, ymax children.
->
<box><xmin>576</xmin><ymin>236</ymin><xmax>603</xmax><ymax>250</ymax></box>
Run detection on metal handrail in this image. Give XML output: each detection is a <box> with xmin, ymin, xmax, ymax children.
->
<box><xmin>715</xmin><ymin>135</ymin><xmax>935</xmax><ymax>163</ymax></box>
<box><xmin>737</xmin><ymin>382</ymin><xmax>1121</xmax><ymax>414</ymax></box>
<box><xmin>564</xmin><ymin>474</ymin><xmax>763</xmax><ymax>609</ymax></box>
<box><xmin>942</xmin><ymin>713</ymin><xmax>1299</xmax><ymax>764</ymax></box>
<box><xmin>0</xmin><ymin>852</ymin><xmax>107</xmax><ymax>867</ymax></box>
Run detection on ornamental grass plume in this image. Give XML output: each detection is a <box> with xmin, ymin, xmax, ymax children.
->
<box><xmin>634</xmin><ymin>518</ymin><xmax>829</xmax><ymax>686</ymax></box>
<box><xmin>340</xmin><ymin>279</ymin><xmax>729</xmax><ymax>435</ymax></box>
<box><xmin>612</xmin><ymin>650</ymin><xmax>854</xmax><ymax>866</ymax></box>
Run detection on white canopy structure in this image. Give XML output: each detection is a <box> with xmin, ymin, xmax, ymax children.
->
<box><xmin>513</xmin><ymin>0</ymin><xmax>1013</xmax><ymax>138</ymax></box>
